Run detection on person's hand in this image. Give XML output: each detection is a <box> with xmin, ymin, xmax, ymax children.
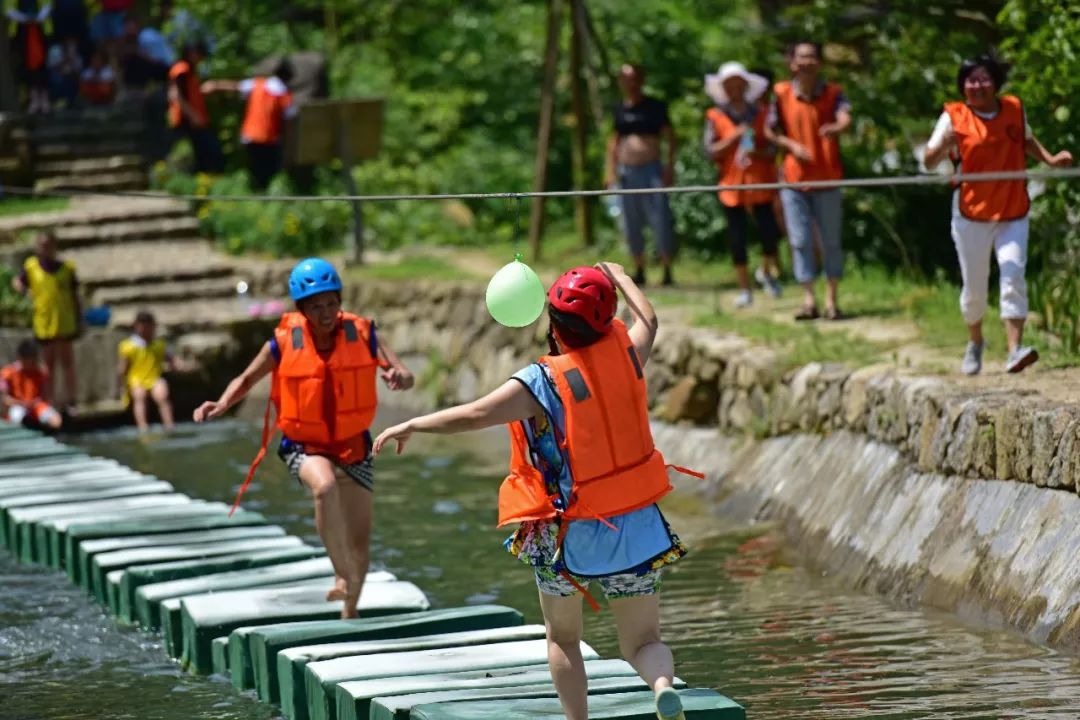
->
<box><xmin>373</xmin><ymin>421</ymin><xmax>414</xmax><ymax>456</ymax></box>
<box><xmin>594</xmin><ymin>261</ymin><xmax>626</xmax><ymax>282</ymax></box>
<box><xmin>1048</xmin><ymin>150</ymin><xmax>1074</xmax><ymax>168</ymax></box>
<box><xmin>381</xmin><ymin>366</ymin><xmax>414</xmax><ymax>391</ymax></box>
<box><xmin>661</xmin><ymin>164</ymin><xmax>675</xmax><ymax>187</ymax></box>
<box><xmin>193</xmin><ymin>400</ymin><xmax>227</xmax><ymax>422</ymax></box>
<box><xmin>788</xmin><ymin>141</ymin><xmax>813</xmax><ymax>162</ymax></box>
<box><xmin>819</xmin><ymin>122</ymin><xmax>843</xmax><ymax>139</ymax></box>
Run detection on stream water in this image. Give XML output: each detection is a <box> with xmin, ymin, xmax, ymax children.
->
<box><xmin>2</xmin><ymin>419</ymin><xmax>1080</xmax><ymax>719</ymax></box>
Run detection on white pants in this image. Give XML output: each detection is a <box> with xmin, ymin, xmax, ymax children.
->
<box><xmin>951</xmin><ymin>199</ymin><xmax>1029</xmax><ymax>325</ymax></box>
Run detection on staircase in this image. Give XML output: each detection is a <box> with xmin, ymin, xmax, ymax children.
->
<box><xmin>28</xmin><ymin>104</ymin><xmax>148</xmax><ymax>193</ymax></box>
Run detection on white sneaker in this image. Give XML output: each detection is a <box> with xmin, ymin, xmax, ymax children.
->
<box><xmin>734</xmin><ymin>290</ymin><xmax>752</xmax><ymax>309</ymax></box>
<box><xmin>755</xmin><ymin>266</ymin><xmax>782</xmax><ymax>298</ymax></box>
<box><xmin>1005</xmin><ymin>346</ymin><xmax>1039</xmax><ymax>373</ymax></box>
<box><xmin>960</xmin><ymin>341</ymin><xmax>983</xmax><ymax>376</ymax></box>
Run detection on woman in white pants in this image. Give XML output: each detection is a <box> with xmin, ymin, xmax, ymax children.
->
<box><xmin>924</xmin><ymin>55</ymin><xmax>1071</xmax><ymax>375</ymax></box>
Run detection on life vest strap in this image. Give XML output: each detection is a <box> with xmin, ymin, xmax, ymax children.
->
<box><xmin>666</xmin><ymin>464</ymin><xmax>705</xmax><ymax>480</ymax></box>
<box><xmin>230</xmin><ymin>394</ymin><xmax>274</xmax><ymax>517</ymax></box>
<box><xmin>559</xmin><ymin>569</ymin><xmax>601</xmax><ymax>612</ymax></box>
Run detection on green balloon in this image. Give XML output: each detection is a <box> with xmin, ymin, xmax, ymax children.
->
<box><xmin>486</xmin><ymin>258</ymin><xmax>546</xmax><ymax>327</ymax></box>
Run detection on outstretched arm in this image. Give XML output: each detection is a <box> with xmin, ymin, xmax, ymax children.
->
<box><xmin>193</xmin><ymin>342</ymin><xmax>275</xmax><ymax>421</ymax></box>
<box><xmin>1026</xmin><ymin>134</ymin><xmax>1073</xmax><ymax>167</ymax></box>
<box><xmin>376</xmin><ymin>336</ymin><xmax>414</xmax><ymax>391</ymax></box>
<box><xmin>374</xmin><ymin>379</ymin><xmax>540</xmax><ymax>455</ymax></box>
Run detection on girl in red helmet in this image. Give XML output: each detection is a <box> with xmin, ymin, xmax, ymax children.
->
<box><xmin>375</xmin><ymin>262</ymin><xmax>690</xmax><ymax>720</ymax></box>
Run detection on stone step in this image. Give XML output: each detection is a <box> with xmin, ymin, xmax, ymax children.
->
<box><xmin>54</xmin><ymin>216</ymin><xmax>201</xmax><ymax>248</ymax></box>
<box><xmin>109</xmin><ymin>297</ymin><xmax>281</xmax><ymax>334</ymax></box>
<box><xmin>0</xmin><ymin>196</ymin><xmax>191</xmax><ymax>239</ymax></box>
<box><xmin>35</xmin><ymin>155</ymin><xmax>144</xmax><ymax>179</ymax></box>
<box><xmin>31</xmin><ymin>121</ymin><xmax>145</xmax><ymax>144</ymax></box>
<box><xmin>65</xmin><ymin>238</ymin><xmax>233</xmax><ymax>287</ymax></box>
<box><xmin>35</xmin><ymin>171</ymin><xmax>147</xmax><ymax>193</ymax></box>
<box><xmin>35</xmin><ymin>139</ymin><xmax>142</xmax><ymax>160</ymax></box>
<box><xmin>91</xmin><ymin>276</ymin><xmax>241</xmax><ymax>306</ymax></box>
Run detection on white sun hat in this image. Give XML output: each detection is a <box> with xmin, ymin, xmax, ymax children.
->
<box><xmin>704</xmin><ymin>62</ymin><xmax>769</xmax><ymax>105</ymax></box>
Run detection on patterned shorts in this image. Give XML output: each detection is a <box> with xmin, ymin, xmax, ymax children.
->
<box><xmin>278</xmin><ymin>442</ymin><xmax>375</xmax><ymax>492</ymax></box>
<box><xmin>534</xmin><ymin>565</ymin><xmax>663</xmax><ymax>600</ymax></box>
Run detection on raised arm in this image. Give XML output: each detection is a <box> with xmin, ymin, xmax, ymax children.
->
<box><xmin>595</xmin><ymin>261</ymin><xmax>658</xmax><ymax>365</ymax></box>
<box><xmin>375</xmin><ymin>335</ymin><xmax>414</xmax><ymax>391</ymax></box>
<box><xmin>373</xmin><ymin>379</ymin><xmax>541</xmax><ymax>455</ymax></box>
<box><xmin>192</xmin><ymin>341</ymin><xmax>275</xmax><ymax>421</ymax></box>
<box><xmin>1026</xmin><ymin>134</ymin><xmax>1073</xmax><ymax>167</ymax></box>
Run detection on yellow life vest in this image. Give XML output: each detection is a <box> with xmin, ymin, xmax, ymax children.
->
<box><xmin>118</xmin><ymin>335</ymin><xmax>168</xmax><ymax>392</ymax></box>
<box><xmin>23</xmin><ymin>256</ymin><xmax>78</xmax><ymax>340</ymax></box>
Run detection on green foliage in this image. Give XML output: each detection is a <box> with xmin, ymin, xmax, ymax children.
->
<box><xmin>0</xmin><ymin>265</ymin><xmax>30</xmax><ymax>328</ymax></box>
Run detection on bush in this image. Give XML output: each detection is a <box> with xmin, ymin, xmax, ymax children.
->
<box><xmin>0</xmin><ymin>266</ymin><xmax>31</xmax><ymax>328</ymax></box>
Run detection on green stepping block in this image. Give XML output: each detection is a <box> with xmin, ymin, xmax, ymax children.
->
<box><xmin>334</xmin><ymin>659</ymin><xmax>642</xmax><ymax>720</ymax></box>
<box><xmin>38</xmin><ymin>500</ymin><xmax>223</xmax><ymax>566</ymax></box>
<box><xmin>0</xmin><ymin>481</ymin><xmax>173</xmax><ymax>538</ymax></box>
<box><xmin>0</xmin><ymin>469</ymin><xmax>143</xmax><ymax>495</ymax></box>
<box><xmin>180</xmin><ymin>579</ymin><xmax>430</xmax><ymax>676</ymax></box>
<box><xmin>56</xmin><ymin>504</ymin><xmax>266</xmax><ymax>569</ymax></box>
<box><xmin>370</xmin><ymin>675</ymin><xmax>679</xmax><ymax>720</ymax></box>
<box><xmin>212</xmin><ymin>636</ymin><xmax>231</xmax><ymax>676</ymax></box>
<box><xmin>88</xmin><ymin>535</ymin><xmax>306</xmax><ymax>602</ymax></box>
<box><xmin>226</xmin><ymin>567</ymin><xmax>398</xmax><ymax>690</ymax></box>
<box><xmin>246</xmin><ymin>604</ymin><xmax>524</xmax><ymax>703</ymax></box>
<box><xmin>0</xmin><ymin>457</ymin><xmax>119</xmax><ymax>478</ymax></box>
<box><xmin>132</xmin><ymin>546</ymin><xmax>328</xmax><ymax>632</ymax></box>
<box><xmin>410</xmin><ymin>688</ymin><xmax>745</xmax><ymax>719</ymax></box>
<box><xmin>11</xmin><ymin>494</ymin><xmax>195</xmax><ymax>560</ymax></box>
<box><xmin>279</xmin><ymin>625</ymin><xmax>546</xmax><ymax>720</ymax></box>
<box><xmin>301</xmin><ymin>639</ymin><xmax>596</xmax><ymax>720</ymax></box>
<box><xmin>0</xmin><ymin>444</ymin><xmax>79</xmax><ymax>461</ymax></box>
<box><xmin>75</xmin><ymin>524</ymin><xmax>287</xmax><ymax>587</ymax></box>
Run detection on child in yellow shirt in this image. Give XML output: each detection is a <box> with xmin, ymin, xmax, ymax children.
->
<box><xmin>117</xmin><ymin>310</ymin><xmax>175</xmax><ymax>432</ymax></box>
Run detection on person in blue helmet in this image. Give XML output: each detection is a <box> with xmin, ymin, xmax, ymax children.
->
<box><xmin>193</xmin><ymin>258</ymin><xmax>413</xmax><ymax>618</ymax></box>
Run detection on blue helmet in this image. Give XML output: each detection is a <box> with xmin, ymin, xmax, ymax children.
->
<box><xmin>288</xmin><ymin>257</ymin><xmax>342</xmax><ymax>302</ymax></box>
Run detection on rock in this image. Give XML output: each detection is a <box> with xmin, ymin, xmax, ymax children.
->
<box><xmin>1049</xmin><ymin>419</ymin><xmax>1080</xmax><ymax>492</ymax></box>
<box><xmin>944</xmin><ymin>402</ymin><xmax>979</xmax><ymax>475</ymax></box>
<box><xmin>841</xmin><ymin>365</ymin><xmax>890</xmax><ymax>431</ymax></box>
<box><xmin>657</xmin><ymin>376</ymin><xmax>719</xmax><ymax>424</ymax></box>
<box><xmin>1033</xmin><ymin>407</ymin><xmax>1080</xmax><ymax>488</ymax></box>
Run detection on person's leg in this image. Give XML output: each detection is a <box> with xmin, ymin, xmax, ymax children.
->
<box><xmin>129</xmin><ymin>385</ymin><xmax>150</xmax><ymax>431</ymax></box>
<box><xmin>33</xmin><ymin>401</ymin><xmax>62</xmax><ymax>430</ymax></box>
<box><xmin>610</xmin><ymin>593</ymin><xmax>675</xmax><ymax>690</ymax></box>
<box><xmin>722</xmin><ymin>204</ymin><xmax>751</xmax><ymax>292</ymax></box>
<box><xmin>951</xmin><ymin>208</ymin><xmax>994</xmax><ymax>374</ymax></box>
<box><xmin>58</xmin><ymin>339</ymin><xmax>77</xmax><ymax>410</ymax></box>
<box><xmin>39</xmin><ymin>340</ymin><xmax>58</xmax><ymax>405</ymax></box>
<box><xmin>752</xmin><ymin>200</ymin><xmax>782</xmax><ymax>277</ymax></box>
<box><xmin>333</xmin><ymin>465</ymin><xmax>374</xmax><ymax>618</ymax></box>
<box><xmin>149</xmin><ymin>378</ymin><xmax>175</xmax><ymax>429</ymax></box>
<box><xmin>619</xmin><ymin>165</ymin><xmax>649</xmax><ymax>281</ymax></box>
<box><xmin>812</xmin><ymin>189</ymin><xmax>844</xmax><ymax>316</ymax></box>
<box><xmin>780</xmin><ymin>188</ymin><xmax>818</xmax><ymax>316</ymax></box>
<box><xmin>644</xmin><ymin>163</ymin><xmax>676</xmax><ymax>281</ymax></box>
<box><xmin>297</xmin><ymin>456</ymin><xmax>356</xmax><ymax>619</ymax></box>
<box><xmin>995</xmin><ymin>216</ymin><xmax>1037</xmax><ymax>371</ymax></box>
<box><xmin>537</xmin><ymin>587</ymin><xmax>588</xmax><ymax>720</ymax></box>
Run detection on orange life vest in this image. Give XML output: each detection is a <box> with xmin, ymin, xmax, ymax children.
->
<box><xmin>706</xmin><ymin>103</ymin><xmax>777</xmax><ymax>207</ymax></box>
<box><xmin>1</xmin><ymin>363</ymin><xmax>46</xmax><ymax>405</ymax></box>
<box><xmin>240</xmin><ymin>77</ymin><xmax>293</xmax><ymax>145</ymax></box>
<box><xmin>944</xmin><ymin>95</ymin><xmax>1030</xmax><ymax>222</ymax></box>
<box><xmin>168</xmin><ymin>60</ymin><xmax>208</xmax><ymax>128</ymax></box>
<box><xmin>497</xmin><ymin>320</ymin><xmax>676</xmax><ymax>529</ymax></box>
<box><xmin>773</xmin><ymin>80</ymin><xmax>844</xmax><ymax>184</ymax></box>
<box><xmin>231</xmin><ymin>311</ymin><xmax>382</xmax><ymax>516</ymax></box>
<box><xmin>24</xmin><ymin>22</ymin><xmax>46</xmax><ymax>71</ymax></box>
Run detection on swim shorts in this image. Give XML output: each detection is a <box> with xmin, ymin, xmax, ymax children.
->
<box><xmin>534</xmin><ymin>566</ymin><xmax>663</xmax><ymax>599</ymax></box>
<box><xmin>278</xmin><ymin>439</ymin><xmax>374</xmax><ymax>492</ymax></box>
<box><xmin>8</xmin><ymin>400</ymin><xmax>60</xmax><ymax>427</ymax></box>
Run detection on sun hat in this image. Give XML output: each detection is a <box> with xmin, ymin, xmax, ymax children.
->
<box><xmin>704</xmin><ymin>62</ymin><xmax>769</xmax><ymax>105</ymax></box>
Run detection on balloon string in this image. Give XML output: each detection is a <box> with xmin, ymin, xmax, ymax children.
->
<box><xmin>513</xmin><ymin>194</ymin><xmax>523</xmax><ymax>261</ymax></box>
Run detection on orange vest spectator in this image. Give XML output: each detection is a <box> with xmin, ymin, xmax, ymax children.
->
<box><xmin>706</xmin><ymin>103</ymin><xmax>776</xmax><ymax>207</ymax></box>
<box><xmin>240</xmin><ymin>77</ymin><xmax>293</xmax><ymax>145</ymax></box>
<box><xmin>1</xmin><ymin>362</ymin><xmax>47</xmax><ymax>406</ymax></box>
<box><xmin>168</xmin><ymin>59</ymin><xmax>208</xmax><ymax>128</ymax></box>
<box><xmin>944</xmin><ymin>95</ymin><xmax>1030</xmax><ymax>222</ymax></box>
<box><xmin>774</xmin><ymin>80</ymin><xmax>845</xmax><ymax>183</ymax></box>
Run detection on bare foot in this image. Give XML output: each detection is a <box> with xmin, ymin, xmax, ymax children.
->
<box><xmin>326</xmin><ymin>577</ymin><xmax>347</xmax><ymax>602</ymax></box>
<box><xmin>340</xmin><ymin>580</ymin><xmax>363</xmax><ymax>619</ymax></box>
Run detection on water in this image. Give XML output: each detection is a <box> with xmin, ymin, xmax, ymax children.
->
<box><xmin>3</xmin><ymin>419</ymin><xmax>1080</xmax><ymax>718</ymax></box>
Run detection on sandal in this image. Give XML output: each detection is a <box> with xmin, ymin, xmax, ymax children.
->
<box><xmin>824</xmin><ymin>307</ymin><xmax>845</xmax><ymax>321</ymax></box>
<box><xmin>794</xmin><ymin>305</ymin><xmax>820</xmax><ymax>321</ymax></box>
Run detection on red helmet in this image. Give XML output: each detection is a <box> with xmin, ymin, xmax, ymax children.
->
<box><xmin>547</xmin><ymin>266</ymin><xmax>617</xmax><ymax>334</ymax></box>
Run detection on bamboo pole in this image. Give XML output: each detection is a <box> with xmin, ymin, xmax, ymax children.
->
<box><xmin>527</xmin><ymin>0</ymin><xmax>563</xmax><ymax>261</ymax></box>
<box><xmin>568</xmin><ymin>0</ymin><xmax>593</xmax><ymax>247</ymax></box>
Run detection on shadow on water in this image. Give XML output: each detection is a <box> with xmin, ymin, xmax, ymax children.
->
<box><xmin>1</xmin><ymin>418</ymin><xmax>1078</xmax><ymax>718</ymax></box>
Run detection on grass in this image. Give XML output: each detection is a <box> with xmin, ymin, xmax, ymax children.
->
<box><xmin>0</xmin><ymin>196</ymin><xmax>70</xmax><ymax>218</ymax></box>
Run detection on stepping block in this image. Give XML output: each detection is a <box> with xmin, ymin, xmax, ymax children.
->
<box><xmin>244</xmin><ymin>604</ymin><xmax>525</xmax><ymax>703</ymax></box>
<box><xmin>279</xmin><ymin>625</ymin><xmax>547</xmax><ymax>719</ymax></box>
<box><xmin>56</xmin><ymin>504</ymin><xmax>267</xmax><ymax>569</ymax></box>
<box><xmin>131</xmin><ymin>546</ymin><xmax>328</xmax><ymax>632</ymax></box>
<box><xmin>0</xmin><ymin>480</ymin><xmax>173</xmax><ymax>539</ymax></box>
<box><xmin>212</xmin><ymin>636</ymin><xmax>231</xmax><ymax>676</ymax></box>
<box><xmin>179</xmin><ymin>579</ymin><xmax>430</xmax><ymax>675</ymax></box>
<box><xmin>410</xmin><ymin>689</ymin><xmax>745</xmax><ymax>719</ymax></box>
<box><xmin>11</xmin><ymin>494</ymin><xmax>197</xmax><ymax>560</ymax></box>
<box><xmin>301</xmin><ymin>639</ymin><xmax>598</xmax><ymax>720</ymax></box>
<box><xmin>335</xmin><ymin>659</ymin><xmax>644</xmax><ymax>720</ymax></box>
<box><xmin>88</xmin><ymin>535</ymin><xmax>307</xmax><ymax>602</ymax></box>
<box><xmin>0</xmin><ymin>443</ymin><xmax>80</xmax><ymax>461</ymax></box>
<box><xmin>74</xmin><ymin>524</ymin><xmax>287</xmax><ymax>586</ymax></box>
<box><xmin>0</xmin><ymin>459</ymin><xmax>123</xmax><ymax>480</ymax></box>
<box><xmin>0</xmin><ymin>469</ymin><xmax>143</xmax><ymax>495</ymax></box>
